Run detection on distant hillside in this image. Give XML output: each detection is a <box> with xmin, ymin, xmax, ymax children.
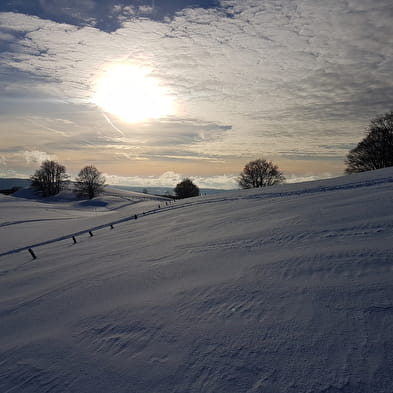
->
<box><xmin>0</xmin><ymin>179</ymin><xmax>232</xmax><ymax>196</ymax></box>
<box><xmin>111</xmin><ymin>184</ymin><xmax>233</xmax><ymax>196</ymax></box>
<box><xmin>0</xmin><ymin>178</ymin><xmax>31</xmax><ymax>189</ymax></box>
<box><xmin>0</xmin><ymin>178</ymin><xmax>31</xmax><ymax>194</ymax></box>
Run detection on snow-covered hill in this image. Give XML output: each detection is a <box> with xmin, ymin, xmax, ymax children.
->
<box><xmin>1</xmin><ymin>169</ymin><xmax>393</xmax><ymax>392</ymax></box>
<box><xmin>0</xmin><ymin>187</ymin><xmax>169</xmax><ymax>254</ymax></box>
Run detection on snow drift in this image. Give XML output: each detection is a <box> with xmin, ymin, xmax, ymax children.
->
<box><xmin>1</xmin><ymin>169</ymin><xmax>393</xmax><ymax>392</ymax></box>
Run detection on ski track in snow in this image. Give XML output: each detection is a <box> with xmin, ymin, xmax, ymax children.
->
<box><xmin>0</xmin><ymin>218</ymin><xmax>76</xmax><ymax>228</ymax></box>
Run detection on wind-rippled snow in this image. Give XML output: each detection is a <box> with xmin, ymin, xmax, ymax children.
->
<box><xmin>1</xmin><ymin>169</ymin><xmax>393</xmax><ymax>392</ymax></box>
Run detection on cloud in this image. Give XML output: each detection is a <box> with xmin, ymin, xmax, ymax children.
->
<box><xmin>104</xmin><ymin>171</ymin><xmax>182</xmax><ymax>188</ymax></box>
<box><xmin>2</xmin><ymin>2</ymin><xmax>391</xmax><ymax>126</ymax></box>
<box><xmin>285</xmin><ymin>173</ymin><xmax>337</xmax><ymax>184</ymax></box>
<box><xmin>0</xmin><ymin>31</ymin><xmax>14</xmax><ymax>41</ymax></box>
<box><xmin>138</xmin><ymin>5</ymin><xmax>154</xmax><ymax>15</ymax></box>
<box><xmin>23</xmin><ymin>150</ymin><xmax>56</xmax><ymax>164</ymax></box>
<box><xmin>192</xmin><ymin>174</ymin><xmax>237</xmax><ymax>189</ymax></box>
<box><xmin>124</xmin><ymin>117</ymin><xmax>232</xmax><ymax>147</ymax></box>
<box><xmin>3</xmin><ymin>107</ymin><xmax>232</xmax><ymax>159</ymax></box>
<box><xmin>104</xmin><ymin>170</ymin><xmax>237</xmax><ymax>189</ymax></box>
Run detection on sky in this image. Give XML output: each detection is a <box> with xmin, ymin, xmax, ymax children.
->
<box><xmin>0</xmin><ymin>0</ymin><xmax>392</xmax><ymax>189</ymax></box>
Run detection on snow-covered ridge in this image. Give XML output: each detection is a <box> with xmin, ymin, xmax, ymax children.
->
<box><xmin>1</xmin><ymin>168</ymin><xmax>393</xmax><ymax>392</ymax></box>
<box><xmin>0</xmin><ymin>186</ymin><xmax>170</xmax><ymax>256</ymax></box>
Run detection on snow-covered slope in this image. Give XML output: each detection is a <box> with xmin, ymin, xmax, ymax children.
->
<box><xmin>0</xmin><ymin>187</ymin><xmax>169</xmax><ymax>254</ymax></box>
<box><xmin>1</xmin><ymin>169</ymin><xmax>393</xmax><ymax>392</ymax></box>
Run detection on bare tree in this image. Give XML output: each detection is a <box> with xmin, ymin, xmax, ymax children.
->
<box><xmin>238</xmin><ymin>158</ymin><xmax>285</xmax><ymax>189</ymax></box>
<box><xmin>174</xmin><ymin>178</ymin><xmax>200</xmax><ymax>199</ymax></box>
<box><xmin>31</xmin><ymin>160</ymin><xmax>69</xmax><ymax>197</ymax></box>
<box><xmin>345</xmin><ymin>110</ymin><xmax>393</xmax><ymax>174</ymax></box>
<box><xmin>75</xmin><ymin>165</ymin><xmax>106</xmax><ymax>199</ymax></box>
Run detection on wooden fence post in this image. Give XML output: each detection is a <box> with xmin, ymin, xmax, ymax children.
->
<box><xmin>28</xmin><ymin>248</ymin><xmax>37</xmax><ymax>259</ymax></box>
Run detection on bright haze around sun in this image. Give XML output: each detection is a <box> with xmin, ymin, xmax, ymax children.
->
<box><xmin>93</xmin><ymin>63</ymin><xmax>175</xmax><ymax>123</ymax></box>
<box><xmin>0</xmin><ymin>0</ymin><xmax>392</xmax><ymax>189</ymax></box>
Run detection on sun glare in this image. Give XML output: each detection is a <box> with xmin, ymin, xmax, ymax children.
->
<box><xmin>93</xmin><ymin>64</ymin><xmax>174</xmax><ymax>123</ymax></box>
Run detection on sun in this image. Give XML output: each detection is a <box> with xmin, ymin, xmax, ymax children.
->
<box><xmin>92</xmin><ymin>64</ymin><xmax>174</xmax><ymax>123</ymax></box>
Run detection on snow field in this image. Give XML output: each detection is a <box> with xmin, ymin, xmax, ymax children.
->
<box><xmin>1</xmin><ymin>169</ymin><xmax>393</xmax><ymax>392</ymax></box>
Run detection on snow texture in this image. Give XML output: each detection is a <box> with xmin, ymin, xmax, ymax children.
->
<box><xmin>1</xmin><ymin>169</ymin><xmax>393</xmax><ymax>392</ymax></box>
